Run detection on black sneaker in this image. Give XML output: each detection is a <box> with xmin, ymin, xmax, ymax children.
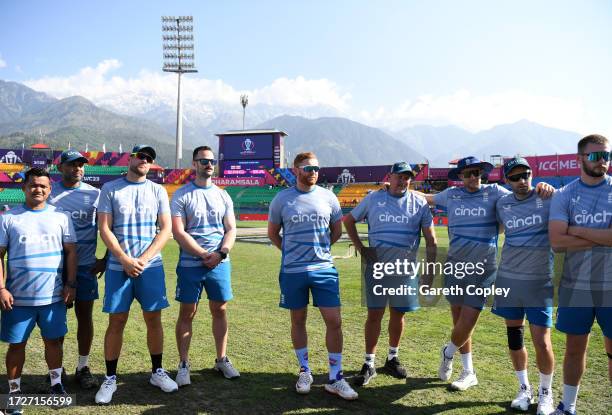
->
<box><xmin>384</xmin><ymin>356</ymin><xmax>408</xmax><ymax>379</ymax></box>
<box><xmin>50</xmin><ymin>382</ymin><xmax>68</xmax><ymax>395</ymax></box>
<box><xmin>353</xmin><ymin>363</ymin><xmax>376</xmax><ymax>387</ymax></box>
<box><xmin>75</xmin><ymin>366</ymin><xmax>99</xmax><ymax>389</ymax></box>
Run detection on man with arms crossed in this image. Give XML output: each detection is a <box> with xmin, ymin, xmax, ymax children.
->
<box><xmin>95</xmin><ymin>145</ymin><xmax>177</xmax><ymax>404</ymax></box>
<box><xmin>0</xmin><ymin>168</ymin><xmax>77</xmax><ymax>399</ymax></box>
<box><xmin>172</xmin><ymin>145</ymin><xmax>239</xmax><ymax>385</ymax></box>
<box><xmin>345</xmin><ymin>162</ymin><xmax>437</xmax><ymax>386</ymax></box>
<box><xmin>493</xmin><ymin>157</ymin><xmax>555</xmax><ymax>414</ymax></box>
<box><xmin>548</xmin><ymin>134</ymin><xmax>612</xmax><ymax>415</ymax></box>
<box><xmin>268</xmin><ymin>152</ymin><xmax>358</xmax><ymax>400</ymax></box>
<box><xmin>49</xmin><ymin>150</ymin><xmax>106</xmax><ymax>389</ymax></box>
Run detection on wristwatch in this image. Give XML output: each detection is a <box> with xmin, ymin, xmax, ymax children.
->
<box><xmin>65</xmin><ymin>280</ymin><xmax>78</xmax><ymax>289</ymax></box>
<box><xmin>217</xmin><ymin>250</ymin><xmax>228</xmax><ymax>260</ymax></box>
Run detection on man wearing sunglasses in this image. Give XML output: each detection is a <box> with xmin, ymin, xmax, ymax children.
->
<box><xmin>95</xmin><ymin>145</ymin><xmax>177</xmax><ymax>404</ymax></box>
<box><xmin>415</xmin><ymin>156</ymin><xmax>554</xmax><ymax>391</ymax></box>
<box><xmin>493</xmin><ymin>157</ymin><xmax>555</xmax><ymax>414</ymax></box>
<box><xmin>268</xmin><ymin>152</ymin><xmax>358</xmax><ymax>400</ymax></box>
<box><xmin>344</xmin><ymin>162</ymin><xmax>437</xmax><ymax>387</ymax></box>
<box><xmin>171</xmin><ymin>145</ymin><xmax>239</xmax><ymax>386</ymax></box>
<box><xmin>548</xmin><ymin>134</ymin><xmax>612</xmax><ymax>415</ymax></box>
<box><xmin>48</xmin><ymin>150</ymin><xmax>106</xmax><ymax>390</ymax></box>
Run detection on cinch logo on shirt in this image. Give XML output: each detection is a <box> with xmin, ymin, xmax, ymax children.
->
<box><xmin>194</xmin><ymin>208</ymin><xmax>221</xmax><ymax>218</ymax></box>
<box><xmin>574</xmin><ymin>210</ymin><xmax>612</xmax><ymax>225</ymax></box>
<box><xmin>55</xmin><ymin>207</ymin><xmax>88</xmax><ymax>220</ymax></box>
<box><xmin>505</xmin><ymin>214</ymin><xmax>543</xmax><ymax>229</ymax></box>
<box><xmin>119</xmin><ymin>205</ymin><xmax>154</xmax><ymax>215</ymax></box>
<box><xmin>290</xmin><ymin>212</ymin><xmax>328</xmax><ymax>223</ymax></box>
<box><xmin>378</xmin><ymin>212</ymin><xmax>411</xmax><ymax>223</ymax></box>
<box><xmin>454</xmin><ymin>205</ymin><xmax>487</xmax><ymax>217</ymax></box>
<box><xmin>19</xmin><ymin>233</ymin><xmax>60</xmax><ymax>244</ymax></box>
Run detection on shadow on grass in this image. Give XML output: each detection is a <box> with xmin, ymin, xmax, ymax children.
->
<box><xmin>5</xmin><ymin>370</ymin><xmax>509</xmax><ymax>414</ymax></box>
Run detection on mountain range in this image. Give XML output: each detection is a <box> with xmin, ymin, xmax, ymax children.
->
<box><xmin>0</xmin><ymin>80</ymin><xmax>584</xmax><ymax>168</ymax></box>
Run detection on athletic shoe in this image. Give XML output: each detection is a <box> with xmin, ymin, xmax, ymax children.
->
<box><xmin>75</xmin><ymin>366</ymin><xmax>99</xmax><ymax>389</ymax></box>
<box><xmin>6</xmin><ymin>389</ymin><xmax>23</xmax><ymax>415</ymax></box>
<box><xmin>324</xmin><ymin>378</ymin><xmax>359</xmax><ymax>400</ymax></box>
<box><xmin>450</xmin><ymin>370</ymin><xmax>478</xmax><ymax>391</ymax></box>
<box><xmin>214</xmin><ymin>356</ymin><xmax>240</xmax><ymax>379</ymax></box>
<box><xmin>150</xmin><ymin>368</ymin><xmax>179</xmax><ymax>392</ymax></box>
<box><xmin>176</xmin><ymin>362</ymin><xmax>191</xmax><ymax>387</ymax></box>
<box><xmin>384</xmin><ymin>356</ymin><xmax>407</xmax><ymax>379</ymax></box>
<box><xmin>295</xmin><ymin>368</ymin><xmax>313</xmax><ymax>394</ymax></box>
<box><xmin>511</xmin><ymin>384</ymin><xmax>534</xmax><ymax>411</ymax></box>
<box><xmin>50</xmin><ymin>383</ymin><xmax>68</xmax><ymax>395</ymax></box>
<box><xmin>95</xmin><ymin>375</ymin><xmax>117</xmax><ymax>404</ymax></box>
<box><xmin>537</xmin><ymin>388</ymin><xmax>555</xmax><ymax>415</ymax></box>
<box><xmin>438</xmin><ymin>344</ymin><xmax>454</xmax><ymax>381</ymax></box>
<box><xmin>353</xmin><ymin>363</ymin><xmax>377</xmax><ymax>387</ymax></box>
<box><xmin>551</xmin><ymin>403</ymin><xmax>575</xmax><ymax>415</ymax></box>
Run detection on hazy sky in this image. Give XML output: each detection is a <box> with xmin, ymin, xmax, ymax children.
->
<box><xmin>1</xmin><ymin>0</ymin><xmax>611</xmax><ymax>135</ymax></box>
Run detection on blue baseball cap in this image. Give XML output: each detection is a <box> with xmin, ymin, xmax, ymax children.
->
<box><xmin>59</xmin><ymin>149</ymin><xmax>88</xmax><ymax>165</ymax></box>
<box><xmin>448</xmin><ymin>156</ymin><xmax>494</xmax><ymax>180</ymax></box>
<box><xmin>390</xmin><ymin>161</ymin><xmax>415</xmax><ymax>176</ymax></box>
<box><xmin>131</xmin><ymin>144</ymin><xmax>156</xmax><ymax>160</ymax></box>
<box><xmin>503</xmin><ymin>157</ymin><xmax>531</xmax><ymax>177</ymax></box>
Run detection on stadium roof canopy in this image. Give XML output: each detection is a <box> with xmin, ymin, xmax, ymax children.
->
<box><xmin>215</xmin><ymin>129</ymin><xmax>288</xmax><ymax>137</ymax></box>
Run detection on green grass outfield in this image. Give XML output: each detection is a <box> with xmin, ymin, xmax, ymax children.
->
<box><xmin>1</xmin><ymin>225</ymin><xmax>610</xmax><ymax>414</ymax></box>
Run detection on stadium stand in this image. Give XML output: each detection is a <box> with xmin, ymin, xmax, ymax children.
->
<box><xmin>337</xmin><ymin>183</ymin><xmax>384</xmax><ymax>209</ymax></box>
<box><xmin>0</xmin><ymin>188</ymin><xmax>25</xmax><ymax>204</ymax></box>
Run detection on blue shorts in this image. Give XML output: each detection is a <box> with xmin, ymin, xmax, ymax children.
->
<box><xmin>1</xmin><ymin>302</ymin><xmax>68</xmax><ymax>344</ymax></box>
<box><xmin>75</xmin><ymin>265</ymin><xmax>99</xmax><ymax>302</ymax></box>
<box><xmin>556</xmin><ymin>307</ymin><xmax>612</xmax><ymax>338</ymax></box>
<box><xmin>492</xmin><ymin>306</ymin><xmax>554</xmax><ymax>328</ymax></box>
<box><xmin>279</xmin><ymin>268</ymin><xmax>341</xmax><ymax>310</ymax></box>
<box><xmin>444</xmin><ymin>269</ymin><xmax>497</xmax><ymax>311</ymax></box>
<box><xmin>176</xmin><ymin>262</ymin><xmax>233</xmax><ymax>303</ymax></box>
<box><xmin>102</xmin><ymin>266</ymin><xmax>170</xmax><ymax>314</ymax></box>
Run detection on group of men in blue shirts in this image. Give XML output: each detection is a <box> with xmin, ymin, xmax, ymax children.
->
<box><xmin>0</xmin><ymin>133</ymin><xmax>609</xmax><ymax>415</ymax></box>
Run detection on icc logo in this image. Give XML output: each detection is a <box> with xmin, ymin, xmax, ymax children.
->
<box><xmin>242</xmin><ymin>138</ymin><xmax>255</xmax><ymax>153</ymax></box>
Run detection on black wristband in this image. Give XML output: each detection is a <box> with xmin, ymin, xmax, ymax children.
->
<box><xmin>217</xmin><ymin>250</ymin><xmax>228</xmax><ymax>260</ymax></box>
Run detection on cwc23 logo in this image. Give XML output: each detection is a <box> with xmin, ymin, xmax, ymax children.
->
<box><xmin>240</xmin><ymin>138</ymin><xmax>256</xmax><ymax>155</ymax></box>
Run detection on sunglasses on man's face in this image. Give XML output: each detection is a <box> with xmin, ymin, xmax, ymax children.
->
<box><xmin>195</xmin><ymin>158</ymin><xmax>217</xmax><ymax>166</ymax></box>
<box><xmin>582</xmin><ymin>151</ymin><xmax>611</xmax><ymax>162</ymax></box>
<box><xmin>131</xmin><ymin>152</ymin><xmax>153</xmax><ymax>163</ymax></box>
<box><xmin>507</xmin><ymin>171</ymin><xmax>532</xmax><ymax>182</ymax></box>
<box><xmin>461</xmin><ymin>169</ymin><xmax>481</xmax><ymax>178</ymax></box>
<box><xmin>298</xmin><ymin>165</ymin><xmax>320</xmax><ymax>173</ymax></box>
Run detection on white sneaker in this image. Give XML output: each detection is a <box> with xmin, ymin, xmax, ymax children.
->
<box><xmin>438</xmin><ymin>344</ymin><xmax>454</xmax><ymax>381</ymax></box>
<box><xmin>150</xmin><ymin>368</ymin><xmax>178</xmax><ymax>392</ymax></box>
<box><xmin>511</xmin><ymin>384</ymin><xmax>534</xmax><ymax>411</ymax></box>
<box><xmin>176</xmin><ymin>362</ymin><xmax>191</xmax><ymax>387</ymax></box>
<box><xmin>295</xmin><ymin>370</ymin><xmax>313</xmax><ymax>394</ymax></box>
<box><xmin>95</xmin><ymin>375</ymin><xmax>117</xmax><ymax>404</ymax></box>
<box><xmin>537</xmin><ymin>388</ymin><xmax>555</xmax><ymax>415</ymax></box>
<box><xmin>324</xmin><ymin>378</ymin><xmax>358</xmax><ymax>400</ymax></box>
<box><xmin>450</xmin><ymin>370</ymin><xmax>478</xmax><ymax>391</ymax></box>
<box><xmin>214</xmin><ymin>356</ymin><xmax>240</xmax><ymax>379</ymax></box>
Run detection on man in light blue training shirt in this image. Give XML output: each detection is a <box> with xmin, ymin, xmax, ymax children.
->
<box><xmin>0</xmin><ymin>168</ymin><xmax>77</xmax><ymax>398</ymax></box>
<box><xmin>94</xmin><ymin>145</ymin><xmax>177</xmax><ymax>404</ymax></box>
<box><xmin>344</xmin><ymin>162</ymin><xmax>437</xmax><ymax>387</ymax></box>
<box><xmin>493</xmin><ymin>157</ymin><xmax>555</xmax><ymax>414</ymax></box>
<box><xmin>268</xmin><ymin>151</ymin><xmax>358</xmax><ymax>400</ymax></box>
<box><xmin>172</xmin><ymin>145</ymin><xmax>239</xmax><ymax>386</ymax></box>
<box><xmin>49</xmin><ymin>149</ymin><xmax>105</xmax><ymax>389</ymax></box>
<box><xmin>548</xmin><ymin>134</ymin><xmax>612</xmax><ymax>415</ymax></box>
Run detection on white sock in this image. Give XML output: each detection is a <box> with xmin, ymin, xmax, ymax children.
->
<box><xmin>77</xmin><ymin>355</ymin><xmax>89</xmax><ymax>371</ymax></box>
<box><xmin>388</xmin><ymin>346</ymin><xmax>398</xmax><ymax>361</ymax></box>
<box><xmin>364</xmin><ymin>353</ymin><xmax>375</xmax><ymax>368</ymax></box>
<box><xmin>539</xmin><ymin>372</ymin><xmax>553</xmax><ymax>392</ymax></box>
<box><xmin>562</xmin><ymin>384</ymin><xmax>579</xmax><ymax>413</ymax></box>
<box><xmin>49</xmin><ymin>368</ymin><xmax>63</xmax><ymax>386</ymax></box>
<box><xmin>460</xmin><ymin>352</ymin><xmax>474</xmax><ymax>373</ymax></box>
<box><xmin>8</xmin><ymin>378</ymin><xmax>20</xmax><ymax>392</ymax></box>
<box><xmin>444</xmin><ymin>342</ymin><xmax>459</xmax><ymax>359</ymax></box>
<box><xmin>515</xmin><ymin>369</ymin><xmax>530</xmax><ymax>388</ymax></box>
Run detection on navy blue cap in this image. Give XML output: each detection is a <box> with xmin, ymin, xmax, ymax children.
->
<box><xmin>131</xmin><ymin>144</ymin><xmax>156</xmax><ymax>160</ymax></box>
<box><xmin>448</xmin><ymin>156</ymin><xmax>494</xmax><ymax>180</ymax></box>
<box><xmin>59</xmin><ymin>149</ymin><xmax>88</xmax><ymax>165</ymax></box>
<box><xmin>503</xmin><ymin>157</ymin><xmax>531</xmax><ymax>177</ymax></box>
<box><xmin>390</xmin><ymin>161</ymin><xmax>415</xmax><ymax>176</ymax></box>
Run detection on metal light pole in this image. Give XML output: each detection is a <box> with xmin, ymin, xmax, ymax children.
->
<box><xmin>162</xmin><ymin>16</ymin><xmax>197</xmax><ymax>168</ymax></box>
<box><xmin>240</xmin><ymin>94</ymin><xmax>248</xmax><ymax>130</ymax></box>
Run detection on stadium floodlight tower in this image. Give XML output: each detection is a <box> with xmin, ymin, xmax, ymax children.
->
<box><xmin>162</xmin><ymin>15</ymin><xmax>197</xmax><ymax>168</ymax></box>
<box><xmin>240</xmin><ymin>94</ymin><xmax>248</xmax><ymax>130</ymax></box>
